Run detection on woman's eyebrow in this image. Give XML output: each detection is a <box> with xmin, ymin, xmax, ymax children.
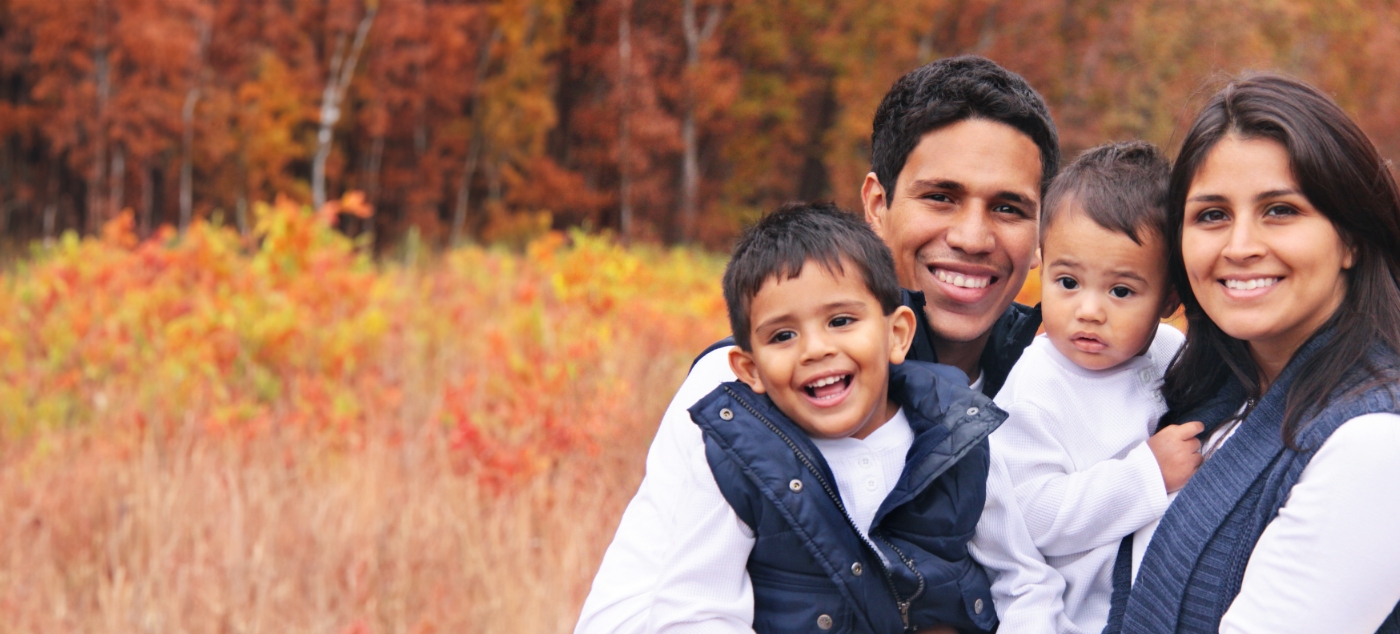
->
<box><xmin>1187</xmin><ymin>193</ymin><xmax>1229</xmax><ymax>204</ymax></box>
<box><xmin>1254</xmin><ymin>189</ymin><xmax>1299</xmax><ymax>202</ymax></box>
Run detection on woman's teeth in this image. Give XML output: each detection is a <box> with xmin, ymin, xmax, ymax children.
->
<box><xmin>1223</xmin><ymin>277</ymin><xmax>1280</xmax><ymax>290</ymax></box>
<box><xmin>935</xmin><ymin>269</ymin><xmax>991</xmax><ymax>289</ymax></box>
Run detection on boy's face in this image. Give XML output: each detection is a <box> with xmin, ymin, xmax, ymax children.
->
<box><xmin>729</xmin><ymin>262</ymin><xmax>916</xmax><ymax>440</ymax></box>
<box><xmin>1041</xmin><ymin>207</ymin><xmax>1175</xmax><ymax>371</ymax></box>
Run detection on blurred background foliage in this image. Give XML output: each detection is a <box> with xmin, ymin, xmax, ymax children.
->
<box><xmin>1</xmin><ymin>0</ymin><xmax>1398</xmax><ymax>252</ymax></box>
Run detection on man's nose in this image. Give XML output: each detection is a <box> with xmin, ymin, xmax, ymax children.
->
<box><xmin>944</xmin><ymin>204</ymin><xmax>995</xmax><ymax>255</ymax></box>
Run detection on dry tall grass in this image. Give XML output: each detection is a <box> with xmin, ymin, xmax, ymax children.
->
<box><xmin>0</xmin><ymin>206</ymin><xmax>728</xmax><ymax>633</ymax></box>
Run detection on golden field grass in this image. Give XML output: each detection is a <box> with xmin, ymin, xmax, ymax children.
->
<box><xmin>0</xmin><ymin>201</ymin><xmax>728</xmax><ymax>633</ymax></box>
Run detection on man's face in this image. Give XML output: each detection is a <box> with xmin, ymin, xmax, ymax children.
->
<box><xmin>863</xmin><ymin>118</ymin><xmax>1043</xmax><ymax>346</ymax></box>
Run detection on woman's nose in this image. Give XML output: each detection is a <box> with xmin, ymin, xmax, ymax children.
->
<box><xmin>1222</xmin><ymin>218</ymin><xmax>1267</xmax><ymax>262</ymax></box>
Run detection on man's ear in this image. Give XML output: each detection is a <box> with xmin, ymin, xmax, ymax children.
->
<box><xmin>887</xmin><ymin>305</ymin><xmax>917</xmax><ymax>365</ymax></box>
<box><xmin>1160</xmin><ymin>289</ymin><xmax>1182</xmax><ymax>320</ymax></box>
<box><xmin>729</xmin><ymin>347</ymin><xmax>767</xmax><ymax>394</ymax></box>
<box><xmin>862</xmin><ymin>172</ymin><xmax>889</xmax><ymax>237</ymax></box>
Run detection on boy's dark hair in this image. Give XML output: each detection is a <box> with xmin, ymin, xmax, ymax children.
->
<box><xmin>723</xmin><ymin>202</ymin><xmax>902</xmax><ymax>351</ymax></box>
<box><xmin>1040</xmin><ymin>140</ymin><xmax>1171</xmax><ymax>246</ymax></box>
<box><xmin>870</xmin><ymin>55</ymin><xmax>1060</xmax><ymax>204</ymax></box>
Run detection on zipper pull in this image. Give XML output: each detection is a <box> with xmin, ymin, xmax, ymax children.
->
<box><xmin>898</xmin><ymin>601</ymin><xmax>910</xmax><ymax>630</ymax></box>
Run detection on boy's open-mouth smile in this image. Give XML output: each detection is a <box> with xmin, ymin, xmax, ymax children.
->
<box><xmin>802</xmin><ymin>373</ymin><xmax>853</xmax><ymax>407</ymax></box>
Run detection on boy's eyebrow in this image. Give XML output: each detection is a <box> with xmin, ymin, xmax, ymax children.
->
<box><xmin>750</xmin><ymin>300</ymin><xmax>869</xmax><ymax>334</ymax></box>
<box><xmin>1109</xmin><ymin>269</ymin><xmax>1150</xmax><ymax>284</ymax></box>
<box><xmin>1047</xmin><ymin>256</ymin><xmax>1081</xmax><ymax>268</ymax></box>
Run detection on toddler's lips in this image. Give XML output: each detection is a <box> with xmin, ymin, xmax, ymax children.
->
<box><xmin>1071</xmin><ymin>333</ymin><xmax>1107</xmax><ymax>353</ymax></box>
<box><xmin>803</xmin><ymin>374</ymin><xmax>852</xmax><ymax>408</ymax></box>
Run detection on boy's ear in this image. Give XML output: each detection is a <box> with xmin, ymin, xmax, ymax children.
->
<box><xmin>1160</xmin><ymin>289</ymin><xmax>1182</xmax><ymax>320</ymax></box>
<box><xmin>887</xmin><ymin>305</ymin><xmax>917</xmax><ymax>365</ymax></box>
<box><xmin>729</xmin><ymin>347</ymin><xmax>767</xmax><ymax>394</ymax></box>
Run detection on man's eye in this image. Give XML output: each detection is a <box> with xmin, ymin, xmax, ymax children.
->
<box><xmin>1056</xmin><ymin>276</ymin><xmax>1079</xmax><ymax>290</ymax></box>
<box><xmin>829</xmin><ymin>316</ymin><xmax>855</xmax><ymax>328</ymax></box>
<box><xmin>925</xmin><ymin>193</ymin><xmax>954</xmax><ymax>204</ymax></box>
<box><xmin>993</xmin><ymin>204</ymin><xmax>1025</xmax><ymax>217</ymax></box>
<box><xmin>770</xmin><ymin>330</ymin><xmax>796</xmax><ymax>343</ymax></box>
<box><xmin>1109</xmin><ymin>286</ymin><xmax>1134</xmax><ymax>299</ymax></box>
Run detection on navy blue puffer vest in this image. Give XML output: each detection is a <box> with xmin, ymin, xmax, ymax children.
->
<box><xmin>1104</xmin><ymin>334</ymin><xmax>1400</xmax><ymax>633</ymax></box>
<box><xmin>688</xmin><ymin>360</ymin><xmax>1004</xmax><ymax>633</ymax></box>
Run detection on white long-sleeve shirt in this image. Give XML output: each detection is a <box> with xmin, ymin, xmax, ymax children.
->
<box><xmin>981</xmin><ymin>324</ymin><xmax>1184</xmax><ymax>634</ymax></box>
<box><xmin>1129</xmin><ymin>412</ymin><xmax>1400</xmax><ymax>633</ymax></box>
<box><xmin>576</xmin><ymin>346</ymin><xmax>1066</xmax><ymax>633</ymax></box>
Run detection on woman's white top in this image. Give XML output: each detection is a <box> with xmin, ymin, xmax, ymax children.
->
<box><xmin>1130</xmin><ymin>409</ymin><xmax>1400</xmax><ymax>633</ymax></box>
<box><xmin>977</xmin><ymin>324</ymin><xmax>1184</xmax><ymax>634</ymax></box>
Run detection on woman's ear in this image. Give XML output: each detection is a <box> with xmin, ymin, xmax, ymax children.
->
<box><xmin>729</xmin><ymin>347</ymin><xmax>767</xmax><ymax>394</ymax></box>
<box><xmin>887</xmin><ymin>305</ymin><xmax>917</xmax><ymax>365</ymax></box>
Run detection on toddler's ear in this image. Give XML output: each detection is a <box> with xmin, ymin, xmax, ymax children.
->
<box><xmin>887</xmin><ymin>305</ymin><xmax>917</xmax><ymax>365</ymax></box>
<box><xmin>1160</xmin><ymin>289</ymin><xmax>1182</xmax><ymax>319</ymax></box>
<box><xmin>729</xmin><ymin>347</ymin><xmax>767</xmax><ymax>394</ymax></box>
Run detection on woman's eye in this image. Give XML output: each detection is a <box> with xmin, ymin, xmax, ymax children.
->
<box><xmin>1109</xmin><ymin>286</ymin><xmax>1134</xmax><ymax>299</ymax></box>
<box><xmin>829</xmin><ymin>316</ymin><xmax>855</xmax><ymax>328</ymax></box>
<box><xmin>1264</xmin><ymin>204</ymin><xmax>1298</xmax><ymax>217</ymax></box>
<box><xmin>1056</xmin><ymin>276</ymin><xmax>1079</xmax><ymax>290</ymax></box>
<box><xmin>1196</xmin><ymin>208</ymin><xmax>1229</xmax><ymax>224</ymax></box>
<box><xmin>770</xmin><ymin>330</ymin><xmax>796</xmax><ymax>343</ymax></box>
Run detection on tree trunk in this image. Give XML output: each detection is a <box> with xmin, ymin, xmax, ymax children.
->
<box><xmin>617</xmin><ymin>0</ymin><xmax>633</xmax><ymax>242</ymax></box>
<box><xmin>679</xmin><ymin>0</ymin><xmax>721</xmax><ymax>244</ymax></box>
<box><xmin>179</xmin><ymin>88</ymin><xmax>198</xmax><ymax>231</ymax></box>
<box><xmin>313</xmin><ymin>8</ymin><xmax>378</xmax><ymax>212</ymax></box>
<box><xmin>451</xmin><ymin>27</ymin><xmax>501</xmax><ymax>247</ymax></box>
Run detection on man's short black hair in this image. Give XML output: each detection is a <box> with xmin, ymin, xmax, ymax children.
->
<box><xmin>1041</xmin><ymin>140</ymin><xmax>1170</xmax><ymax>246</ymax></box>
<box><xmin>723</xmin><ymin>202</ymin><xmax>902</xmax><ymax>351</ymax></box>
<box><xmin>871</xmin><ymin>55</ymin><xmax>1060</xmax><ymax>203</ymax></box>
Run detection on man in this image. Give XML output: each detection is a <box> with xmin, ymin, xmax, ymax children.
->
<box><xmin>576</xmin><ymin>55</ymin><xmax>1061</xmax><ymax>633</ymax></box>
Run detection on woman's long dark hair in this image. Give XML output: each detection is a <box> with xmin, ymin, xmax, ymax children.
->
<box><xmin>1159</xmin><ymin>74</ymin><xmax>1400</xmax><ymax>447</ymax></box>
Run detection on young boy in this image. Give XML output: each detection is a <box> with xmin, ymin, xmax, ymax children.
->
<box><xmin>971</xmin><ymin>142</ymin><xmax>1203</xmax><ymax>634</ymax></box>
<box><xmin>648</xmin><ymin>202</ymin><xmax>1005</xmax><ymax>633</ymax></box>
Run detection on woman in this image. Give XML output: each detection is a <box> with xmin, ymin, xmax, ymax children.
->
<box><xmin>1104</xmin><ymin>75</ymin><xmax>1400</xmax><ymax>633</ymax></box>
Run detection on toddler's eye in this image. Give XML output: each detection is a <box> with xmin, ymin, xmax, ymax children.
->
<box><xmin>1056</xmin><ymin>276</ymin><xmax>1079</xmax><ymax>290</ymax></box>
<box><xmin>770</xmin><ymin>330</ymin><xmax>796</xmax><ymax>344</ymax></box>
<box><xmin>1110</xmin><ymin>286</ymin><xmax>1134</xmax><ymax>299</ymax></box>
<box><xmin>829</xmin><ymin>316</ymin><xmax>855</xmax><ymax>328</ymax></box>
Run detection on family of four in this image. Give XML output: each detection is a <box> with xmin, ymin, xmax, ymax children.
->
<box><xmin>575</xmin><ymin>56</ymin><xmax>1400</xmax><ymax>633</ymax></box>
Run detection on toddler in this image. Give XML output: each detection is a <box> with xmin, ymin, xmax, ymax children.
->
<box><xmin>972</xmin><ymin>141</ymin><xmax>1203</xmax><ymax>634</ymax></box>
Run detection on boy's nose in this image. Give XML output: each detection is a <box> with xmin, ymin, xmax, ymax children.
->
<box><xmin>800</xmin><ymin>331</ymin><xmax>838</xmax><ymax>362</ymax></box>
<box><xmin>1076</xmin><ymin>296</ymin><xmax>1106</xmax><ymax>323</ymax></box>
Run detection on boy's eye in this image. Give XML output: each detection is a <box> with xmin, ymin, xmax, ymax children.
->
<box><xmin>1109</xmin><ymin>286</ymin><xmax>1134</xmax><ymax>299</ymax></box>
<box><xmin>1055</xmin><ymin>276</ymin><xmax>1079</xmax><ymax>290</ymax></box>
<box><xmin>829</xmin><ymin>316</ymin><xmax>855</xmax><ymax>328</ymax></box>
<box><xmin>770</xmin><ymin>330</ymin><xmax>796</xmax><ymax>344</ymax></box>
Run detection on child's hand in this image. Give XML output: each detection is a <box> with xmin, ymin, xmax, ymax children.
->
<box><xmin>1148</xmin><ymin>421</ymin><xmax>1205</xmax><ymax>493</ymax></box>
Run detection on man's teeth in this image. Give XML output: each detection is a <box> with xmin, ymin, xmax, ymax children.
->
<box><xmin>806</xmin><ymin>375</ymin><xmax>846</xmax><ymax>389</ymax></box>
<box><xmin>1224</xmin><ymin>277</ymin><xmax>1280</xmax><ymax>290</ymax></box>
<box><xmin>934</xmin><ymin>269</ymin><xmax>990</xmax><ymax>289</ymax></box>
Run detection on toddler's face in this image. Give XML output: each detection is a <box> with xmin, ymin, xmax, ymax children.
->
<box><xmin>729</xmin><ymin>261</ymin><xmax>914</xmax><ymax>440</ymax></box>
<box><xmin>1041</xmin><ymin>207</ymin><xmax>1174</xmax><ymax>371</ymax></box>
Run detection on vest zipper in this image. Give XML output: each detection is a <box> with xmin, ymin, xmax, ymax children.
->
<box><xmin>723</xmin><ymin>386</ymin><xmax>918</xmax><ymax>632</ymax></box>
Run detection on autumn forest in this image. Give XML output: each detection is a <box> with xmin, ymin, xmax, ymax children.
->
<box><xmin>2</xmin><ymin>0</ymin><xmax>1399</xmax><ymax>252</ymax></box>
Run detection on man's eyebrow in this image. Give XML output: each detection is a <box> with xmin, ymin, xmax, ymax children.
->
<box><xmin>994</xmin><ymin>190</ymin><xmax>1035</xmax><ymax>206</ymax></box>
<box><xmin>907</xmin><ymin>179</ymin><xmax>967</xmax><ymax>194</ymax></box>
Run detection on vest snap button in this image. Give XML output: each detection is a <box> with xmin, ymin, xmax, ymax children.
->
<box><xmin>789</xmin><ymin>479</ymin><xmax>803</xmax><ymax>493</ymax></box>
<box><xmin>817</xmin><ymin>614</ymin><xmax>833</xmax><ymax>630</ymax></box>
<box><xmin>850</xmin><ymin>562</ymin><xmax>863</xmax><ymax>576</ymax></box>
<box><xmin>974</xmin><ymin>598</ymin><xmax>984</xmax><ymax>614</ymax></box>
<box><xmin>719</xmin><ymin>408</ymin><xmax>734</xmax><ymax>420</ymax></box>
<box><xmin>967</xmin><ymin>406</ymin><xmax>979</xmax><ymax>416</ymax></box>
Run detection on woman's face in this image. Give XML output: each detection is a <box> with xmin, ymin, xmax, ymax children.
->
<box><xmin>1182</xmin><ymin>135</ymin><xmax>1355</xmax><ymax>380</ymax></box>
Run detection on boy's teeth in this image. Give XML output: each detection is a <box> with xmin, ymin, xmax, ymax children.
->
<box><xmin>934</xmin><ymin>268</ymin><xmax>990</xmax><ymax>289</ymax></box>
<box><xmin>1224</xmin><ymin>277</ymin><xmax>1280</xmax><ymax>290</ymax></box>
<box><xmin>806</xmin><ymin>375</ymin><xmax>845</xmax><ymax>388</ymax></box>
